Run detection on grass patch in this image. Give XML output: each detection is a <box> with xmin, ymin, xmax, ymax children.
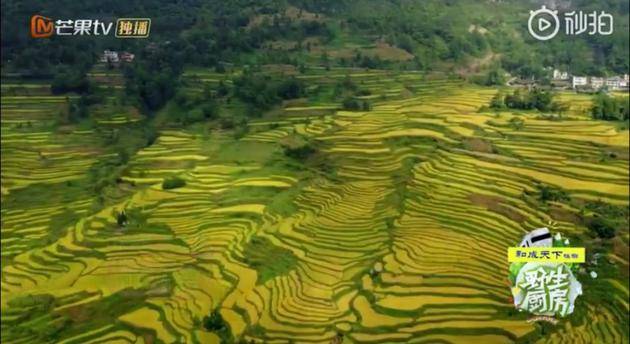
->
<box><xmin>214</xmin><ymin>141</ymin><xmax>278</xmax><ymax>163</ymax></box>
<box><xmin>162</xmin><ymin>176</ymin><xmax>186</xmax><ymax>190</ymax></box>
<box><xmin>242</xmin><ymin>236</ymin><xmax>298</xmax><ymax>285</ymax></box>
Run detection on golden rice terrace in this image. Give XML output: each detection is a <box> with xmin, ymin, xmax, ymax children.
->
<box><xmin>1</xmin><ymin>70</ymin><xmax>629</xmax><ymax>343</ymax></box>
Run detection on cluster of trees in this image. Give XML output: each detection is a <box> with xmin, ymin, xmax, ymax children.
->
<box><xmin>49</xmin><ymin>67</ymin><xmax>105</xmax><ymax>124</ymax></box>
<box><xmin>172</xmin><ymin>7</ymin><xmax>334</xmax><ymax>68</ymax></box>
<box><xmin>472</xmin><ymin>67</ymin><xmax>507</xmax><ymax>86</ymax></box>
<box><xmin>333</xmin><ymin>75</ymin><xmax>372</xmax><ymax>110</ymax></box>
<box><xmin>123</xmin><ymin>42</ymin><xmax>186</xmax><ymax>113</ymax></box>
<box><xmin>536</xmin><ymin>184</ymin><xmax>570</xmax><ymax>203</ymax></box>
<box><xmin>51</xmin><ymin>69</ymin><xmax>91</xmax><ymax>95</ymax></box>
<box><xmin>233</xmin><ymin>72</ymin><xmax>306</xmax><ymax>114</ymax></box>
<box><xmin>341</xmin><ymin>97</ymin><xmax>371</xmax><ymax>111</ymax></box>
<box><xmin>590</xmin><ymin>93</ymin><xmax>629</xmax><ymax>121</ymax></box>
<box><xmin>201</xmin><ymin>309</ymin><xmax>232</xmax><ymax>341</ymax></box>
<box><xmin>63</xmin><ymin>93</ymin><xmax>104</xmax><ymax>123</ymax></box>
<box><xmin>254</xmin><ymin>16</ymin><xmax>334</xmax><ymax>43</ymax></box>
<box><xmin>345</xmin><ymin>4</ymin><xmax>490</xmax><ymax>65</ymax></box>
<box><xmin>339</xmin><ymin>51</ymin><xmax>388</xmax><ymax>70</ymax></box>
<box><xmin>283</xmin><ymin>142</ymin><xmax>317</xmax><ymax>160</ymax></box>
<box><xmin>584</xmin><ymin>200</ymin><xmax>627</xmax><ymax>239</ymax></box>
<box><xmin>525</xmin><ymin>183</ymin><xmax>624</xmax><ymax>240</ymax></box>
<box><xmin>490</xmin><ymin>89</ymin><xmax>566</xmax><ymax>112</ymax></box>
<box><xmin>587</xmin><ymin>216</ymin><xmax>616</xmax><ymax>239</ymax></box>
<box><xmin>170</xmin><ymin>86</ymin><xmax>220</xmax><ymax>124</ymax></box>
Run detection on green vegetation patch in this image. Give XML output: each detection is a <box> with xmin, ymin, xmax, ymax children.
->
<box><xmin>201</xmin><ymin>309</ymin><xmax>232</xmax><ymax>342</ymax></box>
<box><xmin>162</xmin><ymin>176</ymin><xmax>187</xmax><ymax>190</ymax></box>
<box><xmin>1</xmin><ymin>288</ymin><xmax>150</xmax><ymax>343</ymax></box>
<box><xmin>591</xmin><ymin>92</ymin><xmax>629</xmax><ymax>121</ymax></box>
<box><xmin>214</xmin><ymin>141</ymin><xmax>278</xmax><ymax>163</ymax></box>
<box><xmin>242</xmin><ymin>236</ymin><xmax>298</xmax><ymax>285</ymax></box>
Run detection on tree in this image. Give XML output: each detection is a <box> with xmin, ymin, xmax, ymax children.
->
<box><xmin>51</xmin><ymin>69</ymin><xmax>91</xmax><ymax>95</ymax></box>
<box><xmin>361</xmin><ymin>101</ymin><xmax>372</xmax><ymax>111</ymax></box>
<box><xmin>341</xmin><ymin>97</ymin><xmax>361</xmax><ymax>110</ymax></box>
<box><xmin>116</xmin><ymin>210</ymin><xmax>128</xmax><ymax>227</ymax></box>
<box><xmin>123</xmin><ymin>42</ymin><xmax>185</xmax><ymax>113</ymax></box>
<box><xmin>276</xmin><ymin>77</ymin><xmax>305</xmax><ymax>99</ymax></box>
<box><xmin>508</xmin><ymin>117</ymin><xmax>524</xmax><ymax>130</ymax></box>
<box><xmin>537</xmin><ymin>184</ymin><xmax>569</xmax><ymax>203</ymax></box>
<box><xmin>283</xmin><ymin>143</ymin><xmax>317</xmax><ymax>160</ymax></box>
<box><xmin>591</xmin><ymin>93</ymin><xmax>629</xmax><ymax>121</ymax></box>
<box><xmin>482</xmin><ymin>68</ymin><xmax>506</xmax><ymax>86</ymax></box>
<box><xmin>201</xmin><ymin>100</ymin><xmax>219</xmax><ymax>119</ymax></box>
<box><xmin>502</xmin><ymin>88</ymin><xmax>554</xmax><ymax>111</ymax></box>
<box><xmin>587</xmin><ymin>217</ymin><xmax>616</xmax><ymax>239</ymax></box>
<box><xmin>162</xmin><ymin>176</ymin><xmax>186</xmax><ymax>190</ymax></box>
<box><xmin>490</xmin><ymin>92</ymin><xmax>505</xmax><ymax>109</ymax></box>
<box><xmin>203</xmin><ymin>309</ymin><xmax>227</xmax><ymax>331</ymax></box>
<box><xmin>217</xmin><ymin>81</ymin><xmax>229</xmax><ymax>97</ymax></box>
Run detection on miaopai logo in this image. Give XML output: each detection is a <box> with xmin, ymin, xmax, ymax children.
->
<box><xmin>528</xmin><ymin>6</ymin><xmax>613</xmax><ymax>41</ymax></box>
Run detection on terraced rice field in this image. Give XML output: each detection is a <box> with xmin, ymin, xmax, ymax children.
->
<box><xmin>1</xmin><ymin>73</ymin><xmax>628</xmax><ymax>343</ymax></box>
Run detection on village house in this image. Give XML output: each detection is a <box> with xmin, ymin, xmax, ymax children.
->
<box><xmin>99</xmin><ymin>50</ymin><xmax>135</xmax><ymax>66</ymax></box>
<box><xmin>552</xmin><ymin>69</ymin><xmax>569</xmax><ymax>80</ymax></box>
<box><xmin>119</xmin><ymin>52</ymin><xmax>135</xmax><ymax>63</ymax></box>
<box><xmin>590</xmin><ymin>77</ymin><xmax>604</xmax><ymax>90</ymax></box>
<box><xmin>572</xmin><ymin>76</ymin><xmax>588</xmax><ymax>88</ymax></box>
<box><xmin>606</xmin><ymin>76</ymin><xmax>628</xmax><ymax>90</ymax></box>
<box><xmin>100</xmin><ymin>50</ymin><xmax>119</xmax><ymax>63</ymax></box>
<box><xmin>570</xmin><ymin>75</ymin><xmax>629</xmax><ymax>91</ymax></box>
<box><xmin>606</xmin><ymin>76</ymin><xmax>624</xmax><ymax>90</ymax></box>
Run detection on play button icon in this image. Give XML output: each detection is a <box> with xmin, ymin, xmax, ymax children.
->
<box><xmin>528</xmin><ymin>6</ymin><xmax>560</xmax><ymax>41</ymax></box>
<box><xmin>538</xmin><ymin>18</ymin><xmax>552</xmax><ymax>31</ymax></box>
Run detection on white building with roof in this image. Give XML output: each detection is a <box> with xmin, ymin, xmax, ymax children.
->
<box><xmin>572</xmin><ymin>76</ymin><xmax>588</xmax><ymax>88</ymax></box>
<box><xmin>100</xmin><ymin>50</ymin><xmax>119</xmax><ymax>63</ymax></box>
<box><xmin>590</xmin><ymin>77</ymin><xmax>604</xmax><ymax>89</ymax></box>
<box><xmin>553</xmin><ymin>69</ymin><xmax>569</xmax><ymax>80</ymax></box>
<box><xmin>606</xmin><ymin>76</ymin><xmax>622</xmax><ymax>89</ymax></box>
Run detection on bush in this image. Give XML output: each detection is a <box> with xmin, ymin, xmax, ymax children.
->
<box><xmin>489</xmin><ymin>92</ymin><xmax>505</xmax><ymax>109</ymax></box>
<box><xmin>144</xmin><ymin>126</ymin><xmax>158</xmax><ymax>147</ymax></box>
<box><xmin>233</xmin><ymin>125</ymin><xmax>249</xmax><ymax>139</ymax></box>
<box><xmin>162</xmin><ymin>176</ymin><xmax>186</xmax><ymax>190</ymax></box>
<box><xmin>201</xmin><ymin>100</ymin><xmax>218</xmax><ymax>119</ymax></box>
<box><xmin>537</xmin><ymin>184</ymin><xmax>570</xmax><ymax>203</ymax></box>
<box><xmin>501</xmin><ymin>88</ymin><xmax>554</xmax><ymax>111</ymax></box>
<box><xmin>203</xmin><ymin>310</ymin><xmax>226</xmax><ymax>331</ymax></box>
<box><xmin>591</xmin><ymin>93</ymin><xmax>629</xmax><ymax>121</ymax></box>
<box><xmin>115</xmin><ymin>210</ymin><xmax>128</xmax><ymax>227</ymax></box>
<box><xmin>341</xmin><ymin>97</ymin><xmax>362</xmax><ymax>110</ymax></box>
<box><xmin>51</xmin><ymin>70</ymin><xmax>91</xmax><ymax>95</ymax></box>
<box><xmin>219</xmin><ymin>118</ymin><xmax>235</xmax><ymax>129</ymax></box>
<box><xmin>202</xmin><ymin>309</ymin><xmax>232</xmax><ymax>341</ymax></box>
<box><xmin>587</xmin><ymin>217</ymin><xmax>616</xmax><ymax>239</ymax></box>
<box><xmin>276</xmin><ymin>77</ymin><xmax>305</xmax><ymax>99</ymax></box>
<box><xmin>361</xmin><ymin>101</ymin><xmax>372</xmax><ymax>111</ymax></box>
<box><xmin>508</xmin><ymin>117</ymin><xmax>524</xmax><ymax>130</ymax></box>
<box><xmin>283</xmin><ymin>143</ymin><xmax>317</xmax><ymax>160</ymax></box>
<box><xmin>481</xmin><ymin>68</ymin><xmax>506</xmax><ymax>86</ymax></box>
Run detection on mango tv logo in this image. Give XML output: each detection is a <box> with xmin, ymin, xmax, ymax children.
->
<box><xmin>30</xmin><ymin>15</ymin><xmax>54</xmax><ymax>38</ymax></box>
<box><xmin>30</xmin><ymin>15</ymin><xmax>150</xmax><ymax>38</ymax></box>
